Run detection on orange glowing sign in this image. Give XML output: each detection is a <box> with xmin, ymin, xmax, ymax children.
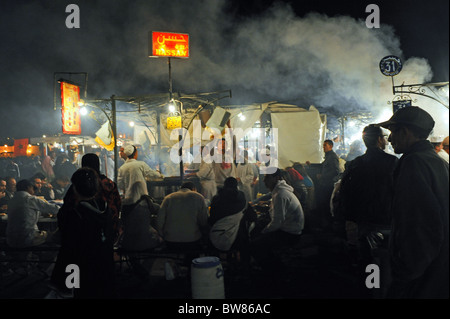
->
<box><xmin>60</xmin><ymin>81</ymin><xmax>81</xmax><ymax>135</ymax></box>
<box><xmin>150</xmin><ymin>31</ymin><xmax>189</xmax><ymax>58</ymax></box>
<box><xmin>13</xmin><ymin>138</ymin><xmax>29</xmax><ymax>157</ymax></box>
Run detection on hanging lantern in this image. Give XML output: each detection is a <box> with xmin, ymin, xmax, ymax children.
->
<box><xmin>167</xmin><ymin>111</ymin><xmax>182</xmax><ymax>129</ymax></box>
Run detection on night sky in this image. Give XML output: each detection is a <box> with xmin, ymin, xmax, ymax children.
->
<box><xmin>0</xmin><ymin>0</ymin><xmax>448</xmax><ymax>139</ymax></box>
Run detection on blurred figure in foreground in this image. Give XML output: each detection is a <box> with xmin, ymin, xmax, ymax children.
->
<box><xmin>377</xmin><ymin>106</ymin><xmax>449</xmax><ymax>299</ymax></box>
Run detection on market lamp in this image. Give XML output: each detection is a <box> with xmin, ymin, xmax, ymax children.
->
<box><xmin>168</xmin><ymin>102</ymin><xmax>176</xmax><ymax>113</ymax></box>
<box><xmin>78</xmin><ymin>99</ymin><xmax>89</xmax><ymax>116</ymax></box>
<box><xmin>167</xmin><ymin>100</ymin><xmax>182</xmax><ymax>130</ymax></box>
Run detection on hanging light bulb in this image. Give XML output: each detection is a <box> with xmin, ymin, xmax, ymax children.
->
<box><xmin>237</xmin><ymin>112</ymin><xmax>245</xmax><ymax>121</ymax></box>
<box><xmin>80</xmin><ymin>106</ymin><xmax>88</xmax><ymax>116</ymax></box>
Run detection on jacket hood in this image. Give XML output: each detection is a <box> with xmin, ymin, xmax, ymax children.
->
<box><xmin>274</xmin><ymin>180</ymin><xmax>294</xmax><ymax>193</ymax></box>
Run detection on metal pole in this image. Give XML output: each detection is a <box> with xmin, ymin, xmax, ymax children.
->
<box><xmin>168</xmin><ymin>57</ymin><xmax>183</xmax><ymax>181</ymax></box>
<box><xmin>179</xmin><ymin>132</ymin><xmax>184</xmax><ymax>181</ymax></box>
<box><xmin>340</xmin><ymin>117</ymin><xmax>346</xmax><ymax>154</ymax></box>
<box><xmin>111</xmin><ymin>95</ymin><xmax>118</xmax><ymax>185</ymax></box>
<box><xmin>168</xmin><ymin>57</ymin><xmax>173</xmax><ymax>98</ymax></box>
<box><xmin>84</xmin><ymin>73</ymin><xmax>88</xmax><ymax>99</ymax></box>
<box><xmin>54</xmin><ymin>73</ymin><xmax>57</xmax><ymax>111</ymax></box>
<box><xmin>391</xmin><ymin>76</ymin><xmax>395</xmax><ymax>95</ymax></box>
<box><xmin>157</xmin><ymin>109</ymin><xmax>162</xmax><ymax>171</ymax></box>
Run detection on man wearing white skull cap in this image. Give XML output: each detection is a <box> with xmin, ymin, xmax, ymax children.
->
<box><xmin>118</xmin><ymin>145</ymin><xmax>163</xmax><ymax>211</ymax></box>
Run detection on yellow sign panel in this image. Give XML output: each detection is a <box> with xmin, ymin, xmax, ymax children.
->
<box><xmin>167</xmin><ymin>113</ymin><xmax>182</xmax><ymax>130</ymax></box>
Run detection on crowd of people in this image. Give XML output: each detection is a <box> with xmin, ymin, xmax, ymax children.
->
<box><xmin>1</xmin><ymin>106</ymin><xmax>448</xmax><ymax>299</ymax></box>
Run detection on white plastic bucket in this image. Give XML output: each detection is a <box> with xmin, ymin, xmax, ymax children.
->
<box><xmin>191</xmin><ymin>256</ymin><xmax>225</xmax><ymax>299</ymax></box>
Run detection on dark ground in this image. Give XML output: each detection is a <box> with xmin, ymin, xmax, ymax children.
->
<box><xmin>1</xmin><ymin>228</ymin><xmax>368</xmax><ymax>302</ymax></box>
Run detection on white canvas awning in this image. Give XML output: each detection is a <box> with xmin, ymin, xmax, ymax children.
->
<box><xmin>118</xmin><ymin>99</ymin><xmax>327</xmax><ymax>169</ymax></box>
<box><xmin>268</xmin><ymin>105</ymin><xmax>326</xmax><ymax>167</ymax></box>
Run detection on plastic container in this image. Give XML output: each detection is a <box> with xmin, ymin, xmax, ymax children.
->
<box><xmin>191</xmin><ymin>256</ymin><xmax>225</xmax><ymax>299</ymax></box>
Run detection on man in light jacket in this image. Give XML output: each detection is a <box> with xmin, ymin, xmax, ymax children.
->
<box><xmin>6</xmin><ymin>179</ymin><xmax>60</xmax><ymax>248</ymax></box>
<box><xmin>250</xmin><ymin>168</ymin><xmax>304</xmax><ymax>278</ymax></box>
<box><xmin>156</xmin><ymin>181</ymin><xmax>209</xmax><ymax>251</ymax></box>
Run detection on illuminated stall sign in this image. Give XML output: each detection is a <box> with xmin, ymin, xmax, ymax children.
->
<box><xmin>61</xmin><ymin>81</ymin><xmax>81</xmax><ymax>135</ymax></box>
<box><xmin>150</xmin><ymin>31</ymin><xmax>189</xmax><ymax>58</ymax></box>
<box><xmin>13</xmin><ymin>138</ymin><xmax>29</xmax><ymax>157</ymax></box>
<box><xmin>393</xmin><ymin>99</ymin><xmax>411</xmax><ymax>113</ymax></box>
<box><xmin>167</xmin><ymin>112</ymin><xmax>182</xmax><ymax>129</ymax></box>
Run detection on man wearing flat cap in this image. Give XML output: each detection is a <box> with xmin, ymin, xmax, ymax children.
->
<box><xmin>376</xmin><ymin>106</ymin><xmax>449</xmax><ymax>299</ymax></box>
<box><xmin>117</xmin><ymin>145</ymin><xmax>163</xmax><ymax>213</ymax></box>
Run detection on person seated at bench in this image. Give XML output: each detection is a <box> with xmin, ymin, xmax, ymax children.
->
<box><xmin>209</xmin><ymin>177</ymin><xmax>257</xmax><ymax>266</ymax></box>
<box><xmin>156</xmin><ymin>181</ymin><xmax>209</xmax><ymax>252</ymax></box>
<box><xmin>0</xmin><ymin>177</ymin><xmax>10</xmax><ymax>215</ymax></box>
<box><xmin>32</xmin><ymin>172</ymin><xmax>55</xmax><ymax>201</ymax></box>
<box><xmin>51</xmin><ymin>175</ymin><xmax>70</xmax><ymax>200</ymax></box>
<box><xmin>6</xmin><ymin>179</ymin><xmax>60</xmax><ymax>248</ymax></box>
<box><xmin>0</xmin><ymin>177</ymin><xmax>17</xmax><ymax>215</ymax></box>
<box><xmin>120</xmin><ymin>194</ymin><xmax>163</xmax><ymax>251</ymax></box>
<box><xmin>250</xmin><ymin>168</ymin><xmax>304</xmax><ymax>281</ymax></box>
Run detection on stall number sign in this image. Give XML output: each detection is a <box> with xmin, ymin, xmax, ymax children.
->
<box><xmin>379</xmin><ymin>55</ymin><xmax>403</xmax><ymax>76</ymax></box>
<box><xmin>393</xmin><ymin>99</ymin><xmax>412</xmax><ymax>113</ymax></box>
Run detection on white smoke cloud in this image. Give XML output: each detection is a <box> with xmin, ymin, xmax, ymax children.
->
<box><xmin>0</xmin><ymin>0</ymin><xmax>444</xmax><ymax>138</ymax></box>
<box><xmin>122</xmin><ymin>0</ymin><xmax>434</xmax><ymax>115</ymax></box>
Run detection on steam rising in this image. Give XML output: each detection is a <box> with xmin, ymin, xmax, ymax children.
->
<box><xmin>0</xmin><ymin>0</ymin><xmax>445</xmax><ymax>138</ymax></box>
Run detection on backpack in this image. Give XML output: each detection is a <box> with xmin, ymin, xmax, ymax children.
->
<box><xmin>209</xmin><ymin>211</ymin><xmax>244</xmax><ymax>251</ymax></box>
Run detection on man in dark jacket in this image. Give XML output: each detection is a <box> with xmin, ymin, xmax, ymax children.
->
<box><xmin>377</xmin><ymin>106</ymin><xmax>449</xmax><ymax>299</ymax></box>
<box><xmin>340</xmin><ymin>125</ymin><xmax>398</xmax><ymax>228</ymax></box>
<box><xmin>338</xmin><ymin>124</ymin><xmax>398</xmax><ymax>298</ymax></box>
<box><xmin>310</xmin><ymin>139</ymin><xmax>340</xmax><ymax>229</ymax></box>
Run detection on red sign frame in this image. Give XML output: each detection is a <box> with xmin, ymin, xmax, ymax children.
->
<box><xmin>60</xmin><ymin>81</ymin><xmax>81</xmax><ymax>135</ymax></box>
<box><xmin>150</xmin><ymin>31</ymin><xmax>189</xmax><ymax>58</ymax></box>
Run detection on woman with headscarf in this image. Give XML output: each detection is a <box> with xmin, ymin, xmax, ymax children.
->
<box><xmin>69</xmin><ymin>153</ymin><xmax>122</xmax><ymax>242</ymax></box>
<box><xmin>50</xmin><ymin>167</ymin><xmax>117</xmax><ymax>298</ymax></box>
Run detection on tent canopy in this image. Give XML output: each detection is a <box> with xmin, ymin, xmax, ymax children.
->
<box><xmin>85</xmin><ymin>92</ymin><xmax>327</xmax><ymax>169</ymax></box>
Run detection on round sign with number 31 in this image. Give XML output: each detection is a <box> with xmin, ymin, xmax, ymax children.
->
<box><xmin>379</xmin><ymin>55</ymin><xmax>403</xmax><ymax>76</ymax></box>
